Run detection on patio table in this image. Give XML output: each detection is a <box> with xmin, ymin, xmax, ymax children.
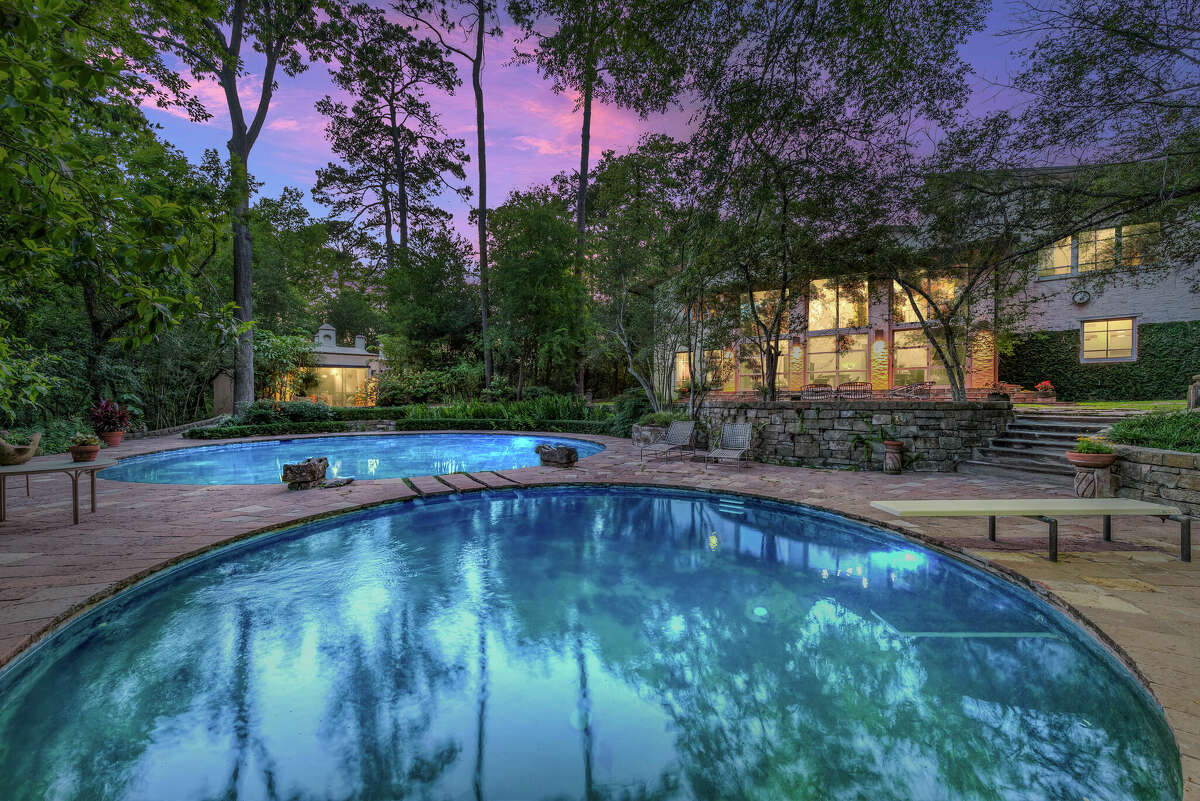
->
<box><xmin>0</xmin><ymin>457</ymin><xmax>118</xmax><ymax>526</ymax></box>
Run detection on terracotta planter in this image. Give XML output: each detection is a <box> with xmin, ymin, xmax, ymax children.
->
<box><xmin>882</xmin><ymin>440</ymin><xmax>904</xmax><ymax>475</ymax></box>
<box><xmin>97</xmin><ymin>431</ymin><xmax>124</xmax><ymax>447</ymax></box>
<box><xmin>69</xmin><ymin>444</ymin><xmax>100</xmax><ymax>463</ymax></box>
<box><xmin>1065</xmin><ymin>450</ymin><xmax>1117</xmax><ymax>469</ymax></box>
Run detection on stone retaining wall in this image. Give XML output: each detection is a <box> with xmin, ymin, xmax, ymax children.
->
<box><xmin>128</xmin><ymin>416</ymin><xmax>224</xmax><ymax>440</ymax></box>
<box><xmin>699</xmin><ymin>400</ymin><xmax>1012</xmax><ymax>472</ymax></box>
<box><xmin>1113</xmin><ymin>445</ymin><xmax>1200</xmax><ymax>516</ymax></box>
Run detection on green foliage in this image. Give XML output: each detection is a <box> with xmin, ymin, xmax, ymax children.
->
<box><xmin>253</xmin><ymin>331</ymin><xmax>318</xmax><ymax>399</ymax></box>
<box><xmin>608</xmin><ymin>387</ymin><xmax>654</xmax><ymax>438</ymax></box>
<box><xmin>1</xmin><ymin>419</ymin><xmax>90</xmax><ymax>455</ymax></box>
<box><xmin>637</xmin><ymin>410</ymin><xmax>690</xmax><ymax>427</ymax></box>
<box><xmin>183</xmin><ymin>421</ymin><xmax>351</xmax><ymax>439</ymax></box>
<box><xmin>69</xmin><ymin>432</ymin><xmax>100</xmax><ymax>447</ymax></box>
<box><xmin>236</xmin><ymin>400</ymin><xmax>335</xmax><ymax>425</ymax></box>
<box><xmin>1108</xmin><ymin>411</ymin><xmax>1200</xmax><ymax>454</ymax></box>
<box><xmin>1071</xmin><ymin>436</ymin><xmax>1114</xmax><ymax>455</ymax></box>
<box><xmin>1000</xmin><ymin>322</ymin><xmax>1200</xmax><ymax>401</ymax></box>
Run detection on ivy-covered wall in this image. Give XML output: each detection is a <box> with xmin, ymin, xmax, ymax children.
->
<box><xmin>1000</xmin><ymin>321</ymin><xmax>1200</xmax><ymax>401</ymax></box>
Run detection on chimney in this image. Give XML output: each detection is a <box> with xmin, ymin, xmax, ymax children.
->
<box><xmin>354</xmin><ymin>335</ymin><xmax>366</xmax><ymax>350</ymax></box>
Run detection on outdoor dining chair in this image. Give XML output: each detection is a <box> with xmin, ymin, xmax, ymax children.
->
<box><xmin>704</xmin><ymin>423</ymin><xmax>753</xmax><ymax>469</ymax></box>
<box><xmin>638</xmin><ymin>420</ymin><xmax>697</xmax><ymax>462</ymax></box>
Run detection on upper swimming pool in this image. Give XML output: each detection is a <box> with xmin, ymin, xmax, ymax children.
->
<box><xmin>0</xmin><ymin>485</ymin><xmax>1180</xmax><ymax>800</ymax></box>
<box><xmin>100</xmin><ymin>432</ymin><xmax>606</xmax><ymax>484</ymax></box>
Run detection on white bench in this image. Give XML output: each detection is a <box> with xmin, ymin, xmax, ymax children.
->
<box><xmin>870</xmin><ymin>498</ymin><xmax>1191</xmax><ymax>563</ymax></box>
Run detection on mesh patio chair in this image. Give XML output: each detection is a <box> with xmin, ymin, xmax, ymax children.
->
<box><xmin>638</xmin><ymin>420</ymin><xmax>696</xmax><ymax>462</ymax></box>
<box><xmin>836</xmin><ymin>381</ymin><xmax>872</xmax><ymax>400</ymax></box>
<box><xmin>704</xmin><ymin>423</ymin><xmax>753</xmax><ymax>469</ymax></box>
<box><xmin>799</xmin><ymin>384</ymin><xmax>834</xmax><ymax>401</ymax></box>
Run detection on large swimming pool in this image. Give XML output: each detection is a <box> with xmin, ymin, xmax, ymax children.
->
<box><xmin>101</xmin><ymin>433</ymin><xmax>605</xmax><ymax>484</ymax></box>
<box><xmin>0</xmin><ymin>486</ymin><xmax>1180</xmax><ymax>800</ymax></box>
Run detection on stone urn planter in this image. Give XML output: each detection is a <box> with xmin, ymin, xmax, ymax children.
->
<box><xmin>69</xmin><ymin>444</ymin><xmax>100</xmax><ymax>462</ymax></box>
<box><xmin>1064</xmin><ymin>451</ymin><xmax>1117</xmax><ymax>469</ymax></box>
<box><xmin>98</xmin><ymin>431</ymin><xmax>124</xmax><ymax>447</ymax></box>
<box><xmin>0</xmin><ymin>433</ymin><xmax>40</xmax><ymax>465</ymax></box>
<box><xmin>882</xmin><ymin>440</ymin><xmax>904</xmax><ymax>474</ymax></box>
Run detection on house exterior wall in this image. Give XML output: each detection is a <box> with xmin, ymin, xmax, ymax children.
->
<box><xmin>1011</xmin><ymin>266</ymin><xmax>1198</xmax><ymax>334</ymax></box>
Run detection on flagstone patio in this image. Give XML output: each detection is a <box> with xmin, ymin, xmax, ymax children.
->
<box><xmin>1</xmin><ymin>430</ymin><xmax>1196</xmax><ymax>797</ymax></box>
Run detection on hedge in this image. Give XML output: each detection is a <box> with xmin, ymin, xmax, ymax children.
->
<box><xmin>183</xmin><ymin>419</ymin><xmax>613</xmax><ymax>439</ymax></box>
<box><xmin>183</xmin><ymin>422</ymin><xmax>352</xmax><ymax>439</ymax></box>
<box><xmin>999</xmin><ymin>321</ymin><xmax>1200</xmax><ymax>402</ymax></box>
<box><xmin>1108</xmin><ymin>410</ymin><xmax>1200</xmax><ymax>453</ymax></box>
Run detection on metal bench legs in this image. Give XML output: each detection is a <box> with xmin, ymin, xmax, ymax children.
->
<box><xmin>991</xmin><ymin>513</ymin><xmax>1191</xmax><ymax>563</ymax></box>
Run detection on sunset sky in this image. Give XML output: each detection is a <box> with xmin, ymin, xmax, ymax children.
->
<box><xmin>142</xmin><ymin>2</ymin><xmax>1028</xmax><ymax>246</ymax></box>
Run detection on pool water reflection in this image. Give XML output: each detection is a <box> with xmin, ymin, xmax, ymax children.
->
<box><xmin>101</xmin><ymin>433</ymin><xmax>605</xmax><ymax>484</ymax></box>
<box><xmin>0</xmin><ymin>487</ymin><xmax>1181</xmax><ymax>800</ymax></box>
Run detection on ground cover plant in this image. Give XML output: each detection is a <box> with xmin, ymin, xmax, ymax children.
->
<box><xmin>1108</xmin><ymin>411</ymin><xmax>1200</xmax><ymax>454</ymax></box>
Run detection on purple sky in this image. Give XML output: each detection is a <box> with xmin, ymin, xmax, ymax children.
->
<box><xmin>142</xmin><ymin>2</ymin><xmax>1026</xmax><ymax>246</ymax></box>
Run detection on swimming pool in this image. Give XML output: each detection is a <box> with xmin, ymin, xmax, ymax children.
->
<box><xmin>0</xmin><ymin>486</ymin><xmax>1180</xmax><ymax>800</ymax></box>
<box><xmin>101</xmin><ymin>433</ymin><xmax>605</xmax><ymax>484</ymax></box>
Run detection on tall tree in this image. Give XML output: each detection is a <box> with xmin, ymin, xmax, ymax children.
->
<box><xmin>1008</xmin><ymin>0</ymin><xmax>1200</xmax><ymax>291</ymax></box>
<box><xmin>316</xmin><ymin>3</ymin><xmax>468</xmax><ymax>265</ymax></box>
<box><xmin>139</xmin><ymin>0</ymin><xmax>332</xmax><ymax>413</ymax></box>
<box><xmin>397</xmin><ymin>0</ymin><xmax>502</xmax><ymax>386</ymax></box>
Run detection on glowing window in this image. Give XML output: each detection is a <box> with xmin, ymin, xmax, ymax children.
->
<box><xmin>1081</xmin><ymin>318</ymin><xmax>1135</xmax><ymax>362</ymax></box>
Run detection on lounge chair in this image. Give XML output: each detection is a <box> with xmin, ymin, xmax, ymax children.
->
<box><xmin>836</xmin><ymin>381</ymin><xmax>872</xmax><ymax>400</ymax></box>
<box><xmin>704</xmin><ymin>423</ymin><xmax>753</xmax><ymax>469</ymax></box>
<box><xmin>870</xmin><ymin>497</ymin><xmax>1192</xmax><ymax>562</ymax></box>
<box><xmin>639</xmin><ymin>420</ymin><xmax>696</xmax><ymax>462</ymax></box>
<box><xmin>798</xmin><ymin>384</ymin><xmax>834</xmax><ymax>401</ymax></box>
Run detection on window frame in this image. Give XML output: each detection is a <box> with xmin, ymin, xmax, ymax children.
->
<box><xmin>1036</xmin><ymin>224</ymin><xmax>1159</xmax><ymax>281</ymax></box>
<box><xmin>1078</xmin><ymin>316</ymin><xmax>1138</xmax><ymax>364</ymax></box>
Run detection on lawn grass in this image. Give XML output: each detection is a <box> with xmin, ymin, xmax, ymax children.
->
<box><xmin>1107</xmin><ymin>410</ymin><xmax>1200</xmax><ymax>453</ymax></box>
<box><xmin>1015</xmin><ymin>400</ymin><xmax>1186</xmax><ymax>411</ymax></box>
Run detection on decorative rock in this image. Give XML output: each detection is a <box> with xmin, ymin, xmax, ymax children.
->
<box><xmin>282</xmin><ymin>457</ymin><xmax>328</xmax><ymax>490</ymax></box>
<box><xmin>535</xmin><ymin>443</ymin><xmax>578</xmax><ymax>467</ymax></box>
<box><xmin>321</xmin><ymin>476</ymin><xmax>354</xmax><ymax>489</ymax></box>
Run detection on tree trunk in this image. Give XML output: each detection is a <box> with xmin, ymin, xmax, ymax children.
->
<box><xmin>381</xmin><ymin>183</ymin><xmax>396</xmax><ymax>269</ymax></box>
<box><xmin>387</xmin><ymin>97</ymin><xmax>409</xmax><ymax>254</ymax></box>
<box><xmin>472</xmin><ymin>13</ymin><xmax>492</xmax><ymax>386</ymax></box>
<box><xmin>229</xmin><ymin>142</ymin><xmax>255</xmax><ymax>415</ymax></box>
<box><xmin>573</xmin><ymin>70</ymin><xmax>594</xmax><ymax>396</ymax></box>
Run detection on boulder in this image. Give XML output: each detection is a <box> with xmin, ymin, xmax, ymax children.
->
<box><xmin>282</xmin><ymin>456</ymin><xmax>328</xmax><ymax>490</ymax></box>
<box><xmin>535</xmin><ymin>443</ymin><xmax>578</xmax><ymax>467</ymax></box>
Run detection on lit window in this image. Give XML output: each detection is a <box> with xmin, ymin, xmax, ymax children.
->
<box><xmin>1037</xmin><ymin>224</ymin><xmax>1160</xmax><ymax>278</ymax></box>
<box><xmin>892</xmin><ymin>275</ymin><xmax>966</xmax><ymax>323</ymax></box>
<box><xmin>892</xmin><ymin>331</ymin><xmax>961</xmax><ymax>385</ymax></box>
<box><xmin>674</xmin><ymin>352</ymin><xmax>690</xmax><ymax>389</ymax></box>
<box><xmin>737</xmin><ymin>341</ymin><xmax>787</xmax><ymax>391</ymax></box>
<box><xmin>809</xmin><ymin>279</ymin><xmax>867</xmax><ymax>331</ymax></box>
<box><xmin>806</xmin><ymin>334</ymin><xmax>868</xmax><ymax>386</ymax></box>
<box><xmin>312</xmin><ymin>366</ymin><xmax>370</xmax><ymax>406</ymax></box>
<box><xmin>1081</xmin><ymin>318</ymin><xmax>1135</xmax><ymax>362</ymax></box>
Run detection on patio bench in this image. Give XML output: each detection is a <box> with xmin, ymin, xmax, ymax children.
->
<box><xmin>869</xmin><ymin>497</ymin><xmax>1191</xmax><ymax>563</ymax></box>
<box><xmin>0</xmin><ymin>457</ymin><xmax>118</xmax><ymax>526</ymax></box>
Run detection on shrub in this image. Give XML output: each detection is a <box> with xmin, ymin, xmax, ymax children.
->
<box><xmin>1071</xmin><ymin>436</ymin><xmax>1114</xmax><ymax>454</ymax></box>
<box><xmin>375</xmin><ymin>370</ymin><xmax>454</xmax><ymax>405</ymax></box>
<box><xmin>608</xmin><ymin>388</ymin><xmax>653</xmax><ymax>438</ymax></box>
<box><xmin>237</xmin><ymin>400</ymin><xmax>335</xmax><ymax>425</ymax></box>
<box><xmin>637</xmin><ymin>410</ymin><xmax>689</xmax><ymax>427</ymax></box>
<box><xmin>183</xmin><ymin>422</ymin><xmax>351</xmax><ymax>439</ymax></box>
<box><xmin>2</xmin><ymin>420</ymin><xmax>90</xmax><ymax>455</ymax></box>
<box><xmin>88</xmin><ymin>399</ymin><xmax>133</xmax><ymax>432</ymax></box>
<box><xmin>1108</xmin><ymin>411</ymin><xmax>1200</xmax><ymax>453</ymax></box>
<box><xmin>479</xmin><ymin>375</ymin><xmax>516</xmax><ymax>402</ymax></box>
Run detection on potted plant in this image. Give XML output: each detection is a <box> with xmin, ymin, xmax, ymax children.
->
<box><xmin>89</xmin><ymin>399</ymin><xmax>132</xmax><ymax>447</ymax></box>
<box><xmin>68</xmin><ymin>432</ymin><xmax>101</xmax><ymax>462</ymax></box>
<box><xmin>1065</xmin><ymin>436</ymin><xmax>1117</xmax><ymax>469</ymax></box>
<box><xmin>1034</xmin><ymin>380</ymin><xmax>1055</xmax><ymax>398</ymax></box>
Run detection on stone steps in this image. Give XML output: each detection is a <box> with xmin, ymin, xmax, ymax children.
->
<box><xmin>960</xmin><ymin>412</ymin><xmax>1121</xmax><ymax>486</ymax></box>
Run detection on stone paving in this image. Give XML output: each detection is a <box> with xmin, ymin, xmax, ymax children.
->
<box><xmin>0</xmin><ymin>430</ymin><xmax>1197</xmax><ymax>798</ymax></box>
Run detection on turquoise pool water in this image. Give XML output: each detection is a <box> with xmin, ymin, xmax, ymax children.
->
<box><xmin>101</xmin><ymin>433</ymin><xmax>605</xmax><ymax>484</ymax></box>
<box><xmin>0</xmin><ymin>487</ymin><xmax>1180</xmax><ymax>800</ymax></box>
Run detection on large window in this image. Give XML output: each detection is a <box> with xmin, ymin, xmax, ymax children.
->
<box><xmin>892</xmin><ymin>275</ymin><xmax>966</xmax><ymax>324</ymax></box>
<box><xmin>808</xmin><ymin>279</ymin><xmax>867</xmax><ymax>332</ymax></box>
<box><xmin>1081</xmin><ymin>317</ymin><xmax>1135</xmax><ymax>362</ymax></box>
<box><xmin>1037</xmin><ymin>224</ymin><xmax>1160</xmax><ymax>278</ymax></box>
<box><xmin>737</xmin><ymin>341</ymin><xmax>788</xmax><ymax>391</ymax></box>
<box><xmin>311</xmin><ymin>366</ymin><xmax>369</xmax><ymax>406</ymax></box>
<box><xmin>892</xmin><ymin>331</ymin><xmax>954</xmax><ymax>386</ymax></box>
<box><xmin>806</xmin><ymin>334</ymin><xmax>868</xmax><ymax>387</ymax></box>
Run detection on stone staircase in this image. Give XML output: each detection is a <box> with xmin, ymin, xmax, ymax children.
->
<box><xmin>959</xmin><ymin>411</ymin><xmax>1127</xmax><ymax>484</ymax></box>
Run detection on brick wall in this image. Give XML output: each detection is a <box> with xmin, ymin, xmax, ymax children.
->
<box><xmin>699</xmin><ymin>400</ymin><xmax>1012</xmax><ymax>472</ymax></box>
<box><xmin>1114</xmin><ymin>445</ymin><xmax>1200</xmax><ymax>516</ymax></box>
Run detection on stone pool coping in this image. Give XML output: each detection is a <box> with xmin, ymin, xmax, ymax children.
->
<box><xmin>1</xmin><ymin>429</ymin><xmax>1196</xmax><ymax>797</ymax></box>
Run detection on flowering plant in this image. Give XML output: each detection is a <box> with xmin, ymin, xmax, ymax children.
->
<box><xmin>70</xmin><ymin>432</ymin><xmax>100</xmax><ymax>447</ymax></box>
<box><xmin>88</xmin><ymin>399</ymin><xmax>132</xmax><ymax>432</ymax></box>
<box><xmin>1034</xmin><ymin>380</ymin><xmax>1055</xmax><ymax>393</ymax></box>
